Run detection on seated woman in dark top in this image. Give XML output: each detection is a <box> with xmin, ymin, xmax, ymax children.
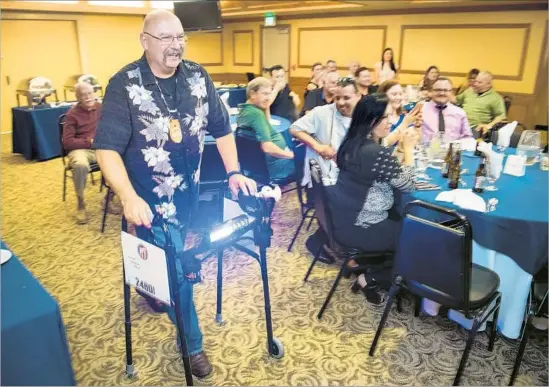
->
<box><xmin>327</xmin><ymin>94</ymin><xmax>418</xmax><ymax>303</ymax></box>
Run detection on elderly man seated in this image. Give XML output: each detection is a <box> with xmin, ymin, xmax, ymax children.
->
<box><xmin>455</xmin><ymin>71</ymin><xmax>506</xmax><ymax>138</ymax></box>
<box><xmin>422</xmin><ymin>77</ymin><xmax>472</xmax><ymax>143</ymax></box>
<box><xmin>62</xmin><ymin>82</ymin><xmax>101</xmax><ymax>224</ymax></box>
<box><xmin>237</xmin><ymin>77</ymin><xmax>295</xmax><ymax>181</ymax></box>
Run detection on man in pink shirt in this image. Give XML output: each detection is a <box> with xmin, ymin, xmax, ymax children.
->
<box><xmin>421</xmin><ymin>77</ymin><xmax>472</xmax><ymax>143</ymax></box>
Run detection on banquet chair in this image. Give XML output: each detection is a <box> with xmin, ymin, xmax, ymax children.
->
<box><xmin>490</xmin><ymin>122</ymin><xmax>526</xmax><ymax>148</ymax></box>
<box><xmin>234</xmin><ymin>128</ymin><xmax>296</xmax><ymax>187</ymax></box>
<box><xmin>504</xmin><ymin>96</ymin><xmax>512</xmax><ymax>115</ymax></box>
<box><xmin>58</xmin><ymin>114</ymin><xmax>102</xmax><ymax>202</ymax></box>
<box><xmin>509</xmin><ymin>272</ymin><xmax>548</xmax><ymax>385</ymax></box>
<box><xmin>303</xmin><ymin>160</ymin><xmax>393</xmax><ymax>319</ymax></box>
<box><xmin>369</xmin><ymin>200</ymin><xmax>501</xmax><ymax>386</ymax></box>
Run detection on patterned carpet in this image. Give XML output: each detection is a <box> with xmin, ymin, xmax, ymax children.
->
<box><xmin>1</xmin><ymin>133</ymin><xmax>547</xmax><ymax>386</ymax></box>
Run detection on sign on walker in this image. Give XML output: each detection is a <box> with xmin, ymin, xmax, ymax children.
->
<box><xmin>121</xmin><ymin>231</ymin><xmax>171</xmax><ymax>305</ymax></box>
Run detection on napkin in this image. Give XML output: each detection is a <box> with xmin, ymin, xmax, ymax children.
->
<box><xmin>270</xmin><ymin>119</ymin><xmax>281</xmax><ymax>126</ymax></box>
<box><xmin>459</xmin><ymin>137</ymin><xmax>477</xmax><ymax>152</ymax></box>
<box><xmin>496</xmin><ymin>121</ymin><xmax>518</xmax><ymax>148</ymax></box>
<box><xmin>435</xmin><ymin>189</ymin><xmax>487</xmax><ymax>212</ymax></box>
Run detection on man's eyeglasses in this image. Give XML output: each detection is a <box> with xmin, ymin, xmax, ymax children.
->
<box><xmin>432</xmin><ymin>88</ymin><xmax>452</xmax><ymax>93</ymax></box>
<box><xmin>144</xmin><ymin>32</ymin><xmax>188</xmax><ymax>46</ymax></box>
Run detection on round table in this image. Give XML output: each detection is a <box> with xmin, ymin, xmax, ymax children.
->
<box><xmin>401</xmin><ymin>150</ymin><xmax>548</xmax><ymax>338</ymax></box>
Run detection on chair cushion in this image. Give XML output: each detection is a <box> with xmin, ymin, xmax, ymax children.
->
<box><xmin>469</xmin><ymin>263</ymin><xmax>500</xmax><ymax>308</ymax></box>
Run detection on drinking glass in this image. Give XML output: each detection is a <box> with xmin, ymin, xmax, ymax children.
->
<box><xmin>414</xmin><ymin>145</ymin><xmax>431</xmax><ymax>180</ymax></box>
<box><xmin>485</xmin><ymin>155</ymin><xmax>502</xmax><ymax>191</ymax></box>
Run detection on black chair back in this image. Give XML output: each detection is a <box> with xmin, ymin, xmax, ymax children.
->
<box><xmin>504</xmin><ymin>96</ymin><xmax>512</xmax><ymax>115</ymax></box>
<box><xmin>309</xmin><ymin>160</ymin><xmax>335</xmax><ymax>246</ymax></box>
<box><xmin>246</xmin><ymin>72</ymin><xmax>255</xmax><ymax>82</ymax></box>
<box><xmin>490</xmin><ymin>122</ymin><xmax>525</xmax><ymax>148</ymax></box>
<box><xmin>58</xmin><ymin>113</ymin><xmax>68</xmax><ymax>165</ymax></box>
<box><xmin>394</xmin><ymin>200</ymin><xmax>473</xmax><ymax>312</ymax></box>
<box><xmin>235</xmin><ymin>129</ymin><xmax>271</xmax><ymax>185</ymax></box>
<box><xmin>200</xmin><ymin>141</ymin><xmax>227</xmax><ymax>185</ymax></box>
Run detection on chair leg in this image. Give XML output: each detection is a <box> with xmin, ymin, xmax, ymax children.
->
<box><xmin>101</xmin><ymin>188</ymin><xmax>111</xmax><ymax>233</ymax></box>
<box><xmin>99</xmin><ymin>174</ymin><xmax>104</xmax><ymax>192</ymax></box>
<box><xmin>414</xmin><ymin>296</ymin><xmax>422</xmax><ymax>317</ymax></box>
<box><xmin>62</xmin><ymin>174</ymin><xmax>67</xmax><ymax>202</ymax></box>
<box><xmin>396</xmin><ymin>291</ymin><xmax>403</xmax><ymax>313</ymax></box>
<box><xmin>489</xmin><ymin>296</ymin><xmax>502</xmax><ymax>352</ymax></box>
<box><xmin>453</xmin><ymin>318</ymin><xmax>482</xmax><ymax>386</ymax></box>
<box><xmin>288</xmin><ymin>213</ymin><xmax>308</xmax><ymax>252</ymax></box>
<box><xmin>90</xmin><ymin>171</ymin><xmax>96</xmax><ymax>186</ymax></box>
<box><xmin>317</xmin><ymin>255</ymin><xmax>351</xmax><ymax>320</ymax></box>
<box><xmin>508</xmin><ymin>315</ymin><xmax>532</xmax><ymax>386</ymax></box>
<box><xmin>303</xmin><ymin>243</ymin><xmax>322</xmax><ymax>282</ymax></box>
<box><xmin>369</xmin><ymin>284</ymin><xmax>400</xmax><ymax>356</ymax></box>
<box><xmin>306</xmin><ymin>214</ymin><xmax>316</xmax><ymax>231</ymax></box>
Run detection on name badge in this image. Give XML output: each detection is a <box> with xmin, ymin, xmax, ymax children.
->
<box><xmin>121</xmin><ymin>232</ymin><xmax>172</xmax><ymax>305</ymax></box>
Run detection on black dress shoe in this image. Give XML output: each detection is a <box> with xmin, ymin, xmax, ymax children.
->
<box><xmin>190</xmin><ymin>351</ymin><xmax>213</xmax><ymax>378</ymax></box>
<box><xmin>351</xmin><ymin>279</ymin><xmax>384</xmax><ymax>305</ymax></box>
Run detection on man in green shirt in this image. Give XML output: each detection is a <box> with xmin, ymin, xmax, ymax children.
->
<box><xmin>455</xmin><ymin>71</ymin><xmax>506</xmax><ymax>138</ymax></box>
<box><xmin>237</xmin><ymin>77</ymin><xmax>295</xmax><ymax>180</ymax></box>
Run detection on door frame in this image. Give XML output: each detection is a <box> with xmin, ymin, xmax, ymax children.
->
<box><xmin>259</xmin><ymin>24</ymin><xmax>292</xmax><ymax>78</ymax></box>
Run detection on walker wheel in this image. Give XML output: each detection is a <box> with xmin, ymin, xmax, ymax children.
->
<box><xmin>269</xmin><ymin>337</ymin><xmax>284</xmax><ymax>359</ymax></box>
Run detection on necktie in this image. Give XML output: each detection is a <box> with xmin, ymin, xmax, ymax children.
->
<box><xmin>436</xmin><ymin>104</ymin><xmax>447</xmax><ymax>135</ymax></box>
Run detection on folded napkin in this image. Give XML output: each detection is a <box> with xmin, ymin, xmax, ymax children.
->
<box><xmin>228</xmin><ymin>107</ymin><xmax>240</xmax><ymax>116</ymax></box>
<box><xmin>496</xmin><ymin>121</ymin><xmax>518</xmax><ymax>148</ymax></box>
<box><xmin>436</xmin><ymin>189</ymin><xmax>487</xmax><ymax>212</ymax></box>
<box><xmin>270</xmin><ymin>119</ymin><xmax>281</xmax><ymax>125</ymax></box>
<box><xmin>459</xmin><ymin>137</ymin><xmax>477</xmax><ymax>152</ymax></box>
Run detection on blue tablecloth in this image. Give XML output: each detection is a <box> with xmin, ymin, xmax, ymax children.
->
<box><xmin>401</xmin><ymin>150</ymin><xmax>548</xmax><ymax>338</ymax></box>
<box><xmin>216</xmin><ymin>87</ymin><xmax>246</xmax><ymax>108</ymax></box>
<box><xmin>12</xmin><ymin>106</ymin><xmax>71</xmax><ymax>161</ymax></box>
<box><xmin>1</xmin><ymin>242</ymin><xmax>76</xmax><ymax>386</ymax></box>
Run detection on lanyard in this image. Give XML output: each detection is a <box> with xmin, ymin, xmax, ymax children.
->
<box><xmin>154</xmin><ymin>76</ymin><xmax>180</xmax><ymax>119</ymax></box>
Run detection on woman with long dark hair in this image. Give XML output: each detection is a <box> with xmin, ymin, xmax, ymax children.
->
<box><xmin>374</xmin><ymin>48</ymin><xmax>398</xmax><ymax>85</ymax></box>
<box><xmin>419</xmin><ymin>65</ymin><xmax>440</xmax><ymax>90</ymax></box>
<box><xmin>328</xmin><ymin>94</ymin><xmax>417</xmax><ymax>303</ymax></box>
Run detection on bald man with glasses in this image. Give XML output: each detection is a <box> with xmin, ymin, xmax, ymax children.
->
<box><xmin>93</xmin><ymin>9</ymin><xmax>256</xmax><ymax>378</ymax></box>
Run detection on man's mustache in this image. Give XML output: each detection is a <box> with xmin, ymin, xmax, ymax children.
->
<box><xmin>164</xmin><ymin>49</ymin><xmax>183</xmax><ymax>57</ymax></box>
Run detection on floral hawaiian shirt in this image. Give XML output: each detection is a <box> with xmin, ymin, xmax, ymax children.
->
<box><xmin>93</xmin><ymin>54</ymin><xmax>231</xmax><ymax>225</ymax></box>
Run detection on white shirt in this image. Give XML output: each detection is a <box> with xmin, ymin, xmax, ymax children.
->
<box><xmin>375</xmin><ymin>61</ymin><xmax>397</xmax><ymax>84</ymax></box>
<box><xmin>291</xmin><ymin>104</ymin><xmax>351</xmax><ymax>187</ymax></box>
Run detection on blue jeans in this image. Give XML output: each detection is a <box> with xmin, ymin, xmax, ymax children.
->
<box><xmin>135</xmin><ymin>223</ymin><xmax>203</xmax><ymax>355</ymax></box>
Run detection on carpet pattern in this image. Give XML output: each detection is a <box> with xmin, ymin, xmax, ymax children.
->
<box><xmin>1</xmin><ymin>133</ymin><xmax>547</xmax><ymax>386</ymax></box>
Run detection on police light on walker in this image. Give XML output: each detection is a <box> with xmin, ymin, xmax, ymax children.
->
<box><xmin>208</xmin><ymin>185</ymin><xmax>282</xmax><ymax>247</ymax></box>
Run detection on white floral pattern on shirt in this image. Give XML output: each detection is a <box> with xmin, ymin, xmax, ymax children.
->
<box><xmin>125</xmin><ymin>65</ymin><xmax>208</xmax><ymax>225</ymax></box>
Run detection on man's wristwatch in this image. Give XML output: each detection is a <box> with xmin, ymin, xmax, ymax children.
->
<box><xmin>227</xmin><ymin>170</ymin><xmax>242</xmax><ymax>180</ymax></box>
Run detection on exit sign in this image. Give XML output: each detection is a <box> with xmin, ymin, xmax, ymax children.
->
<box><xmin>265</xmin><ymin>12</ymin><xmax>276</xmax><ymax>27</ymax></box>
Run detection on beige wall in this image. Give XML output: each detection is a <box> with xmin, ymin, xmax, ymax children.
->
<box><xmin>219</xmin><ymin>9</ymin><xmax>547</xmax><ymax>95</ymax></box>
